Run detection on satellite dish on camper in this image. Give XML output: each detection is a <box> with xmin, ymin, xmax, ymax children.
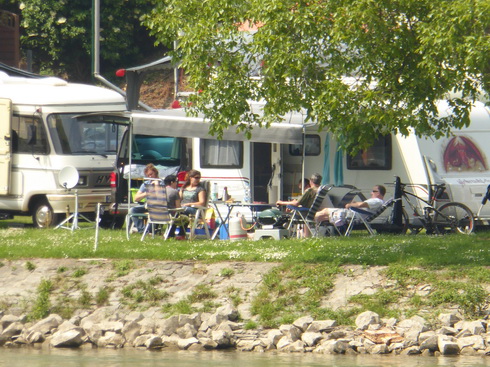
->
<box><xmin>58</xmin><ymin>166</ymin><xmax>79</xmax><ymax>189</ymax></box>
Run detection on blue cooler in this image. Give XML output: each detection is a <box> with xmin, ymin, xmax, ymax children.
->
<box><xmin>219</xmin><ymin>224</ymin><xmax>229</xmax><ymax>240</ymax></box>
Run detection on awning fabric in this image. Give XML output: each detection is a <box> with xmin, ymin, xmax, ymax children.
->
<box><xmin>129</xmin><ymin>109</ymin><xmax>304</xmax><ymax>144</ymax></box>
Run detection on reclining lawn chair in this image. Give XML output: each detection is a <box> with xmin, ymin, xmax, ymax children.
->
<box><xmin>343</xmin><ymin>198</ymin><xmax>397</xmax><ymax>236</ymax></box>
<box><xmin>286</xmin><ymin>185</ymin><xmax>332</xmax><ymax>237</ymax></box>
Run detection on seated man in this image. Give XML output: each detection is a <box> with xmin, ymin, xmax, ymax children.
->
<box><xmin>277</xmin><ymin>173</ymin><xmax>323</xmax><ymax>209</ymax></box>
<box><xmin>315</xmin><ymin>185</ymin><xmax>386</xmax><ymax>225</ymax></box>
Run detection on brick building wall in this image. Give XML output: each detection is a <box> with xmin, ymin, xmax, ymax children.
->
<box><xmin>0</xmin><ymin>10</ymin><xmax>20</xmax><ymax>67</ymax></box>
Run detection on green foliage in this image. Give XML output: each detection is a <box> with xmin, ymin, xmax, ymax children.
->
<box><xmin>188</xmin><ymin>284</ymin><xmax>217</xmax><ymax>303</ymax></box>
<box><xmin>226</xmin><ymin>286</ymin><xmax>242</xmax><ymax>307</ymax></box>
<box><xmin>244</xmin><ymin>320</ymin><xmax>258</xmax><ymax>330</ymax></box>
<box><xmin>25</xmin><ymin>261</ymin><xmax>36</xmax><ymax>271</ymax></box>
<box><xmin>349</xmin><ymin>289</ymin><xmax>402</xmax><ymax>318</ymax></box>
<box><xmin>72</xmin><ymin>267</ymin><xmax>87</xmax><ymax>278</ymax></box>
<box><xmin>78</xmin><ymin>289</ymin><xmax>92</xmax><ymax>307</ymax></box>
<box><xmin>112</xmin><ymin>260</ymin><xmax>134</xmax><ymax>277</ymax></box>
<box><xmin>28</xmin><ymin>279</ymin><xmax>53</xmax><ymax>321</ymax></box>
<box><xmin>17</xmin><ymin>0</ymin><xmax>160</xmax><ymax>81</ymax></box>
<box><xmin>143</xmin><ymin>0</ymin><xmax>490</xmax><ymax>152</ymax></box>
<box><xmin>162</xmin><ymin>300</ymin><xmax>194</xmax><ymax>315</ymax></box>
<box><xmin>428</xmin><ymin>281</ymin><xmax>488</xmax><ymax>316</ymax></box>
<box><xmin>95</xmin><ymin>287</ymin><xmax>112</xmax><ymax>306</ymax></box>
<box><xmin>56</xmin><ymin>266</ymin><xmax>67</xmax><ymax>273</ymax></box>
<box><xmin>120</xmin><ymin>278</ymin><xmax>169</xmax><ymax>309</ymax></box>
<box><xmin>218</xmin><ymin>267</ymin><xmax>235</xmax><ymax>278</ymax></box>
<box><xmin>250</xmin><ymin>263</ymin><xmax>340</xmax><ymax>328</ymax></box>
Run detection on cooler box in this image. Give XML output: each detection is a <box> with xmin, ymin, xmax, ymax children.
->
<box><xmin>219</xmin><ymin>224</ymin><xmax>229</xmax><ymax>240</ymax></box>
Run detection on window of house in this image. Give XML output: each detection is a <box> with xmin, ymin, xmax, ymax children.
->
<box><xmin>200</xmin><ymin>139</ymin><xmax>243</xmax><ymax>168</ymax></box>
<box><xmin>347</xmin><ymin>135</ymin><xmax>392</xmax><ymax>170</ymax></box>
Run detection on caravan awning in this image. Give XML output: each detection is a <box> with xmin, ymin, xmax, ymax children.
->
<box><xmin>129</xmin><ymin>109</ymin><xmax>304</xmax><ymax>144</ymax></box>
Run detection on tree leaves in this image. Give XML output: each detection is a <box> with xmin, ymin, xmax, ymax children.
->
<box><xmin>144</xmin><ymin>0</ymin><xmax>489</xmax><ymax>152</ymax></box>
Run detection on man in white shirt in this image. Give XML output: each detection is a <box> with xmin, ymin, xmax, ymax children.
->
<box><xmin>315</xmin><ymin>185</ymin><xmax>386</xmax><ymax>224</ymax></box>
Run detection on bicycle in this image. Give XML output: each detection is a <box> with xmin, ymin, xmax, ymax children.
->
<box><xmin>395</xmin><ymin>176</ymin><xmax>474</xmax><ymax>234</ymax></box>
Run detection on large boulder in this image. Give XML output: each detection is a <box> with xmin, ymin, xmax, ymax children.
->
<box><xmin>50</xmin><ymin>328</ymin><xmax>85</xmax><ymax>348</ymax></box>
<box><xmin>28</xmin><ymin>314</ymin><xmax>63</xmax><ymax>335</ymax></box>
<box><xmin>355</xmin><ymin>311</ymin><xmax>380</xmax><ymax>330</ymax></box>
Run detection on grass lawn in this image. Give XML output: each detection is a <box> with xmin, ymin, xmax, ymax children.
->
<box><xmin>1</xmin><ymin>216</ymin><xmax>489</xmax><ymax>267</ymax></box>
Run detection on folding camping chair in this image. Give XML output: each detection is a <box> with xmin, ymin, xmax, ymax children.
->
<box><xmin>286</xmin><ymin>185</ymin><xmax>332</xmax><ymax>237</ymax></box>
<box><xmin>186</xmin><ymin>180</ymin><xmax>211</xmax><ymax>240</ymax></box>
<box><xmin>140</xmin><ymin>184</ymin><xmax>176</xmax><ymax>240</ymax></box>
<box><xmin>343</xmin><ymin>198</ymin><xmax>396</xmax><ymax>236</ymax></box>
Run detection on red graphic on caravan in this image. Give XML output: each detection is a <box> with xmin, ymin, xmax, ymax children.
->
<box><xmin>443</xmin><ymin>136</ymin><xmax>487</xmax><ymax>172</ymax></box>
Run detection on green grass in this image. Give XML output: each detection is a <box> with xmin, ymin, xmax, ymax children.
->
<box><xmin>3</xmin><ymin>217</ymin><xmax>490</xmax><ymax>327</ymax></box>
<box><xmin>2</xmin><ymin>221</ymin><xmax>490</xmax><ymax>267</ymax></box>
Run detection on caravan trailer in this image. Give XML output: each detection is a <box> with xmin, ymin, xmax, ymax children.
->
<box><xmin>108</xmin><ymin>99</ymin><xmax>490</xmax><ymax>230</ymax></box>
<box><xmin>282</xmin><ymin>100</ymin><xmax>490</xmax><ymax>227</ymax></box>
<box><xmin>0</xmin><ymin>72</ymin><xmax>127</xmax><ymax>227</ymax></box>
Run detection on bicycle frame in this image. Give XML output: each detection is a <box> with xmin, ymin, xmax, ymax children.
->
<box><xmin>399</xmin><ymin>181</ymin><xmax>474</xmax><ymax>234</ymax></box>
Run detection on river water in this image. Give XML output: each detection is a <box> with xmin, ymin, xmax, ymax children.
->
<box><xmin>1</xmin><ymin>348</ymin><xmax>490</xmax><ymax>367</ymax></box>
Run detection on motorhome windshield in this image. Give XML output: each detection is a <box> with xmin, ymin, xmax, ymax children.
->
<box><xmin>131</xmin><ymin>135</ymin><xmax>182</xmax><ymax>166</ymax></box>
<box><xmin>47</xmin><ymin>114</ymin><xmax>124</xmax><ymax>156</ymax></box>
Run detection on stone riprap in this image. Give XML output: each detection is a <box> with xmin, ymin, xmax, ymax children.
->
<box><xmin>1</xmin><ymin>308</ymin><xmax>490</xmax><ymax>356</ymax></box>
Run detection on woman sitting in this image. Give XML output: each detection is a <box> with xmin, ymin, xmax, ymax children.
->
<box><xmin>180</xmin><ymin>169</ymin><xmax>207</xmax><ymax>215</ymax></box>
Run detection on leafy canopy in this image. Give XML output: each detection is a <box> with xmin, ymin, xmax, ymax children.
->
<box><xmin>143</xmin><ymin>0</ymin><xmax>490</xmax><ymax>151</ymax></box>
<box><xmin>15</xmin><ymin>0</ymin><xmax>158</xmax><ymax>82</ymax></box>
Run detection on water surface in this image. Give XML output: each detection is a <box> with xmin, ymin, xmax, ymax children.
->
<box><xmin>1</xmin><ymin>348</ymin><xmax>490</xmax><ymax>367</ymax></box>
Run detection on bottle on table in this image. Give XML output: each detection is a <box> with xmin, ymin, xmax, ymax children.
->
<box><xmin>222</xmin><ymin>187</ymin><xmax>230</xmax><ymax>202</ymax></box>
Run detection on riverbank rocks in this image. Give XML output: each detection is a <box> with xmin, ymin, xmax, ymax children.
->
<box><xmin>1</xmin><ymin>308</ymin><xmax>490</xmax><ymax>358</ymax></box>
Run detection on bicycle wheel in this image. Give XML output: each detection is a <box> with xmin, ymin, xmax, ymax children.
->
<box><xmin>377</xmin><ymin>208</ymin><xmax>410</xmax><ymax>234</ymax></box>
<box><xmin>433</xmin><ymin>202</ymin><xmax>474</xmax><ymax>234</ymax></box>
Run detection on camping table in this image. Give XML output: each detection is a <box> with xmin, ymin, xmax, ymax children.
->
<box><xmin>211</xmin><ymin>202</ymin><xmax>275</xmax><ymax>240</ymax></box>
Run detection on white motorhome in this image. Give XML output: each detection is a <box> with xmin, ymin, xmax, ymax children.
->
<box><xmin>108</xmin><ymin>99</ymin><xmax>490</xmax><ymax>230</ymax></box>
<box><xmin>0</xmin><ymin>72</ymin><xmax>127</xmax><ymax>227</ymax></box>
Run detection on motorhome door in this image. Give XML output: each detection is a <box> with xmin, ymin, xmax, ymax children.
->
<box><xmin>0</xmin><ymin>98</ymin><xmax>12</xmax><ymax>195</ymax></box>
<box><xmin>252</xmin><ymin>142</ymin><xmax>281</xmax><ymax>203</ymax></box>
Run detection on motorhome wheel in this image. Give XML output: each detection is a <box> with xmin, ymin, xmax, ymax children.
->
<box><xmin>32</xmin><ymin>200</ymin><xmax>61</xmax><ymax>228</ymax></box>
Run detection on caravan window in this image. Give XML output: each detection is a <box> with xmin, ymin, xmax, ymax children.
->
<box><xmin>11</xmin><ymin>115</ymin><xmax>49</xmax><ymax>154</ymax></box>
<box><xmin>347</xmin><ymin>135</ymin><xmax>392</xmax><ymax>170</ymax></box>
<box><xmin>289</xmin><ymin>134</ymin><xmax>321</xmax><ymax>156</ymax></box>
<box><xmin>200</xmin><ymin>139</ymin><xmax>243</xmax><ymax>168</ymax></box>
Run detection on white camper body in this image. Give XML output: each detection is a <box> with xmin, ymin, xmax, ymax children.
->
<box><xmin>282</xmin><ymin>100</ymin><xmax>490</xmax><ymax>225</ymax></box>
<box><xmin>0</xmin><ymin>72</ymin><xmax>127</xmax><ymax>227</ymax></box>
<box><xmin>110</xmin><ymin>99</ymin><xmax>490</xmax><ymax>228</ymax></box>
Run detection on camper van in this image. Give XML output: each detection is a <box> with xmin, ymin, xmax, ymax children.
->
<box><xmin>107</xmin><ymin>99</ymin><xmax>490</xmax><ymax>230</ymax></box>
<box><xmin>107</xmin><ymin>108</ymin><xmax>303</xmax><ymax>220</ymax></box>
<box><xmin>0</xmin><ymin>72</ymin><xmax>127</xmax><ymax>227</ymax></box>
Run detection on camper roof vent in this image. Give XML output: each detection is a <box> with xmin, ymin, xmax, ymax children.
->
<box><xmin>0</xmin><ymin>71</ymin><xmax>68</xmax><ymax>86</ymax></box>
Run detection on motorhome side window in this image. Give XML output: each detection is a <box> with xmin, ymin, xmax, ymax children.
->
<box><xmin>289</xmin><ymin>135</ymin><xmax>321</xmax><ymax>156</ymax></box>
<box><xmin>200</xmin><ymin>139</ymin><xmax>243</xmax><ymax>168</ymax></box>
<box><xmin>11</xmin><ymin>115</ymin><xmax>49</xmax><ymax>154</ymax></box>
<box><xmin>347</xmin><ymin>135</ymin><xmax>392</xmax><ymax>170</ymax></box>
